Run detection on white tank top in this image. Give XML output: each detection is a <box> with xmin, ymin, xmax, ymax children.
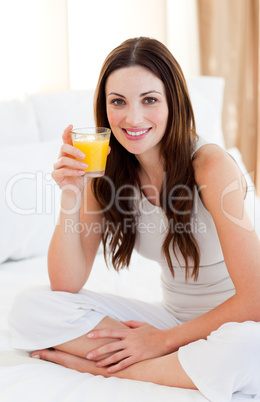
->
<box><xmin>134</xmin><ymin>137</ymin><xmax>235</xmax><ymax>323</ymax></box>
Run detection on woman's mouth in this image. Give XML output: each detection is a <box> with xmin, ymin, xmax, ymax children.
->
<box><xmin>123</xmin><ymin>128</ymin><xmax>151</xmax><ymax>140</ymax></box>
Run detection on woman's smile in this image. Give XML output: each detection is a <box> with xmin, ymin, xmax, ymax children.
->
<box><xmin>122</xmin><ymin>127</ymin><xmax>152</xmax><ymax>140</ymax></box>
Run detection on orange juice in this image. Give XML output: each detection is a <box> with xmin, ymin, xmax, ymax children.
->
<box><xmin>73</xmin><ymin>135</ymin><xmax>110</xmax><ymax>175</ymax></box>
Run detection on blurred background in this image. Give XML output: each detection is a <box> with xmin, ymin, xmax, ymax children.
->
<box><xmin>0</xmin><ymin>0</ymin><xmax>259</xmax><ymax>193</ymax></box>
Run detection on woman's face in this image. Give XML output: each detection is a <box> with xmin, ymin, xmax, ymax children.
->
<box><xmin>105</xmin><ymin>66</ymin><xmax>168</xmax><ymax>158</ymax></box>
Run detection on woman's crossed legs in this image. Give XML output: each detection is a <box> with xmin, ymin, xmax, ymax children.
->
<box><xmin>31</xmin><ymin>316</ymin><xmax>196</xmax><ymax>389</ymax></box>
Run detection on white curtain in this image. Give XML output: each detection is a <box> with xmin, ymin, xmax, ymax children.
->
<box><xmin>197</xmin><ymin>0</ymin><xmax>260</xmax><ymax>194</ymax></box>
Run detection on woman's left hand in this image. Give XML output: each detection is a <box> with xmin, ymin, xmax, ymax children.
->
<box><xmin>86</xmin><ymin>320</ymin><xmax>169</xmax><ymax>373</ymax></box>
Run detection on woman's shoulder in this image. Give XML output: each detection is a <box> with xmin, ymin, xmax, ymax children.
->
<box><xmin>192</xmin><ymin>142</ymin><xmax>225</xmax><ymax>166</ymax></box>
<box><xmin>192</xmin><ymin>142</ymin><xmax>229</xmax><ymax>175</ymax></box>
<box><xmin>192</xmin><ymin>142</ymin><xmax>236</xmax><ymax>186</ymax></box>
<box><xmin>192</xmin><ymin>142</ymin><xmax>246</xmax><ymax>215</ymax></box>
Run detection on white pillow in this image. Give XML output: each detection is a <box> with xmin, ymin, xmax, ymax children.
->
<box><xmin>187</xmin><ymin>76</ymin><xmax>226</xmax><ymax>148</ymax></box>
<box><xmin>0</xmin><ymin>98</ymin><xmax>40</xmax><ymax>145</ymax></box>
<box><xmin>30</xmin><ymin>90</ymin><xmax>96</xmax><ymax>142</ymax></box>
<box><xmin>0</xmin><ymin>140</ymin><xmax>62</xmax><ymax>263</ymax></box>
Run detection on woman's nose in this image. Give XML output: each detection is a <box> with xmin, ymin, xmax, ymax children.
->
<box><xmin>125</xmin><ymin>104</ymin><xmax>143</xmax><ymax>126</ymax></box>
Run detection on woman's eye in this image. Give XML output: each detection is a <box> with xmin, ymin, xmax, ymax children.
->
<box><xmin>143</xmin><ymin>97</ymin><xmax>157</xmax><ymax>104</ymax></box>
<box><xmin>111</xmin><ymin>99</ymin><xmax>125</xmax><ymax>106</ymax></box>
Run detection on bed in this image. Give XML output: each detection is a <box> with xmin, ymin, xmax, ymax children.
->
<box><xmin>1</xmin><ymin>77</ymin><xmax>260</xmax><ymax>402</ymax></box>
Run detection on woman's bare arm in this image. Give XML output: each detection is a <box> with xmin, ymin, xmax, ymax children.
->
<box><xmin>48</xmin><ymin>180</ymin><xmax>103</xmax><ymax>293</ymax></box>
<box><xmin>47</xmin><ymin>125</ymin><xmax>104</xmax><ymax>293</ymax></box>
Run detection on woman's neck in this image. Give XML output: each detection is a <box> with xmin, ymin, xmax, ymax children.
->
<box><xmin>136</xmin><ymin>150</ymin><xmax>164</xmax><ymax>206</ymax></box>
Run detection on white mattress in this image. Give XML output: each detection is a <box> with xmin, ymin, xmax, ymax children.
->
<box><xmin>0</xmin><ymin>252</ymin><xmax>259</xmax><ymax>402</ymax></box>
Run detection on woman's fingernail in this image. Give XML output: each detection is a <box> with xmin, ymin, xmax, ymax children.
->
<box><xmin>31</xmin><ymin>354</ymin><xmax>40</xmax><ymax>359</ymax></box>
<box><xmin>87</xmin><ymin>333</ymin><xmax>94</xmax><ymax>338</ymax></box>
<box><xmin>87</xmin><ymin>353</ymin><xmax>93</xmax><ymax>359</ymax></box>
<box><xmin>77</xmin><ymin>151</ymin><xmax>85</xmax><ymax>158</ymax></box>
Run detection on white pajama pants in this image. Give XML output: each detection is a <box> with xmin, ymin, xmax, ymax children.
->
<box><xmin>8</xmin><ymin>286</ymin><xmax>260</xmax><ymax>402</ymax></box>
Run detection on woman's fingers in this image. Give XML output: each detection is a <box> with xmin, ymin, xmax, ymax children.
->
<box><xmin>86</xmin><ymin>340</ymin><xmax>123</xmax><ymax>361</ymax></box>
<box><xmin>106</xmin><ymin>356</ymin><xmax>135</xmax><ymax>373</ymax></box>
<box><xmin>52</xmin><ymin>168</ymin><xmax>85</xmax><ymax>184</ymax></box>
<box><xmin>31</xmin><ymin>349</ymin><xmax>74</xmax><ymax>367</ymax></box>
<box><xmin>87</xmin><ymin>328</ymin><xmax>127</xmax><ymax>340</ymax></box>
<box><xmin>121</xmin><ymin>320</ymin><xmax>145</xmax><ymax>329</ymax></box>
<box><xmin>95</xmin><ymin>349</ymin><xmax>128</xmax><ymax>368</ymax></box>
<box><xmin>54</xmin><ymin>155</ymin><xmax>88</xmax><ymax>171</ymax></box>
<box><xmin>59</xmin><ymin>143</ymin><xmax>85</xmax><ymax>159</ymax></box>
<box><xmin>31</xmin><ymin>349</ymin><xmax>103</xmax><ymax>374</ymax></box>
<box><xmin>52</xmin><ymin>140</ymin><xmax>88</xmax><ymax>187</ymax></box>
<box><xmin>62</xmin><ymin>124</ymin><xmax>74</xmax><ymax>145</ymax></box>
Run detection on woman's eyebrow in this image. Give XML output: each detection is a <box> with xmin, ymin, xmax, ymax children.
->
<box><xmin>107</xmin><ymin>90</ymin><xmax>163</xmax><ymax>98</ymax></box>
<box><xmin>140</xmin><ymin>90</ymin><xmax>162</xmax><ymax>97</ymax></box>
<box><xmin>107</xmin><ymin>92</ymin><xmax>126</xmax><ymax>98</ymax></box>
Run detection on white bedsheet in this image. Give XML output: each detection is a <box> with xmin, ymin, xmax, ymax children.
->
<box><xmin>0</xmin><ymin>253</ymin><xmax>259</xmax><ymax>402</ymax></box>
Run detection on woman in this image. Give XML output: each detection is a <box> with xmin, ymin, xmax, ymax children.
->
<box><xmin>8</xmin><ymin>37</ymin><xmax>260</xmax><ymax>401</ymax></box>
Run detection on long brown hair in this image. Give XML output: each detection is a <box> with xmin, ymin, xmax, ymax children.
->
<box><xmin>92</xmin><ymin>37</ymin><xmax>200</xmax><ymax>281</ymax></box>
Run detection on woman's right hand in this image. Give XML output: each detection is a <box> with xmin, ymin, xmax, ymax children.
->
<box><xmin>52</xmin><ymin>125</ymin><xmax>90</xmax><ymax>196</ymax></box>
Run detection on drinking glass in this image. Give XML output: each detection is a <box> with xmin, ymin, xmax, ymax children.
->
<box><xmin>71</xmin><ymin>127</ymin><xmax>111</xmax><ymax>177</ymax></box>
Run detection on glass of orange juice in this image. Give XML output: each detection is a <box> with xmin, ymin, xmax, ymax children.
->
<box><xmin>71</xmin><ymin>127</ymin><xmax>111</xmax><ymax>177</ymax></box>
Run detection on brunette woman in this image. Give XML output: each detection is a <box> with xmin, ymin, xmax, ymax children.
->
<box><xmin>9</xmin><ymin>37</ymin><xmax>260</xmax><ymax>401</ymax></box>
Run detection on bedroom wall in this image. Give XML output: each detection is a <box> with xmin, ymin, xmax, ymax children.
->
<box><xmin>67</xmin><ymin>0</ymin><xmax>168</xmax><ymax>90</ymax></box>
